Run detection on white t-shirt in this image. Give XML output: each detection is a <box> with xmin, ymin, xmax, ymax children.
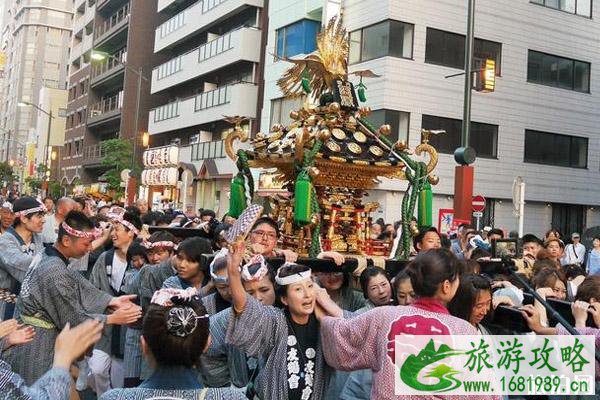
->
<box><xmin>562</xmin><ymin>243</ymin><xmax>586</xmax><ymax>265</ymax></box>
<box><xmin>40</xmin><ymin>214</ymin><xmax>59</xmax><ymax>244</ymax></box>
<box><xmin>109</xmin><ymin>254</ymin><xmax>128</xmax><ymax>293</ymax></box>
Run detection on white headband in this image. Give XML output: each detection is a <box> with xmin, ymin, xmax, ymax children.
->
<box><xmin>151</xmin><ymin>287</ymin><xmax>200</xmax><ymax>307</ymax></box>
<box><xmin>241</xmin><ymin>254</ymin><xmax>269</xmax><ymax>282</ymax></box>
<box><xmin>144</xmin><ymin>240</ymin><xmax>177</xmax><ymax>250</ymax></box>
<box><xmin>14</xmin><ymin>204</ymin><xmax>47</xmax><ymax>217</ymax></box>
<box><xmin>275</xmin><ymin>264</ymin><xmax>312</xmax><ymax>286</ymax></box>
<box><xmin>210</xmin><ymin>248</ymin><xmax>229</xmax><ymax>284</ymax></box>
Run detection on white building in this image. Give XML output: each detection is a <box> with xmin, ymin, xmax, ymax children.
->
<box><xmin>0</xmin><ymin>0</ymin><xmax>72</xmax><ymax>163</ymax></box>
<box><xmin>146</xmin><ymin>0</ymin><xmax>266</xmax><ymax>215</ymax></box>
<box><xmin>261</xmin><ymin>0</ymin><xmax>600</xmax><ymax>237</ymax></box>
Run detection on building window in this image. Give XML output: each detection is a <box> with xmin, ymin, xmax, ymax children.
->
<box><xmin>527</xmin><ymin>50</ymin><xmax>590</xmax><ymax>93</ymax></box>
<box><xmin>524</xmin><ymin>129</ymin><xmax>588</xmax><ymax>168</ymax></box>
<box><xmin>349</xmin><ymin>20</ymin><xmax>414</xmax><ymax>64</ymax></box>
<box><xmin>275</xmin><ymin>19</ymin><xmax>320</xmax><ymax>58</ymax></box>
<box><xmin>421</xmin><ymin>114</ymin><xmax>498</xmax><ymax>159</ymax></box>
<box><xmin>530</xmin><ymin>0</ymin><xmax>592</xmax><ymax>17</ymax></box>
<box><xmin>551</xmin><ymin>203</ymin><xmax>585</xmax><ymax>239</ymax></box>
<box><xmin>270</xmin><ymin>96</ymin><xmax>305</xmax><ymax>127</ymax></box>
<box><xmin>425</xmin><ymin>28</ymin><xmax>502</xmax><ymax>75</ymax></box>
<box><xmin>367</xmin><ymin>109</ymin><xmax>410</xmax><ymax>143</ymax></box>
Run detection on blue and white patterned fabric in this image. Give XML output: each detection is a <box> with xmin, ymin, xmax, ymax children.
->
<box><xmin>0</xmin><ymin>359</ymin><xmax>71</xmax><ymax>400</ymax></box>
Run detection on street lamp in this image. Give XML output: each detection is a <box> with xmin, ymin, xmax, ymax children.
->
<box><xmin>18</xmin><ymin>100</ymin><xmax>54</xmax><ymax>178</ymax></box>
<box><xmin>90</xmin><ymin>49</ymin><xmax>148</xmax><ymax>144</ymax></box>
<box><xmin>91</xmin><ymin>49</ymin><xmax>149</xmax><ymax>191</ymax></box>
<box><xmin>142</xmin><ymin>131</ymin><xmax>149</xmax><ymax>148</ymax></box>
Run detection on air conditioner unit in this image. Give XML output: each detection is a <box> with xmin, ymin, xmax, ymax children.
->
<box><xmin>171</xmin><ymin>138</ymin><xmax>181</xmax><ymax>146</ymax></box>
<box><xmin>189</xmin><ymin>134</ymin><xmax>200</xmax><ymax>144</ymax></box>
<box><xmin>198</xmin><ymin>130</ymin><xmax>211</xmax><ymax>143</ymax></box>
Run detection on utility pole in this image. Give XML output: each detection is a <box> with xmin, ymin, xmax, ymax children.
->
<box><xmin>453</xmin><ymin>0</ymin><xmax>477</xmax><ymax>223</ymax></box>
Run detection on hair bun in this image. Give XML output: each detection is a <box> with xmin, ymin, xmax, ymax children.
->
<box><xmin>166</xmin><ymin>306</ymin><xmax>206</xmax><ymax>337</ymax></box>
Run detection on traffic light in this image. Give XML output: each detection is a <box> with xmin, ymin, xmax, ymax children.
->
<box><xmin>474</xmin><ymin>59</ymin><xmax>496</xmax><ymax>92</ymax></box>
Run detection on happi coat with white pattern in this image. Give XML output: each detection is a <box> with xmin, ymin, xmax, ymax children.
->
<box><xmin>226</xmin><ymin>294</ymin><xmax>338</xmax><ymax>400</ymax></box>
<box><xmin>320</xmin><ymin>298</ymin><xmax>500</xmax><ymax>400</ymax></box>
<box><xmin>4</xmin><ymin>246</ymin><xmax>112</xmax><ymax>384</ymax></box>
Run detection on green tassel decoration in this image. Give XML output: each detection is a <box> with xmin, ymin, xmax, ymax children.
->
<box><xmin>418</xmin><ymin>181</ymin><xmax>432</xmax><ymax>227</ymax></box>
<box><xmin>358</xmin><ymin>85</ymin><xmax>366</xmax><ymax>102</ymax></box>
<box><xmin>294</xmin><ymin>170</ymin><xmax>312</xmax><ymax>226</ymax></box>
<box><xmin>228</xmin><ymin>173</ymin><xmax>246</xmax><ymax>218</ymax></box>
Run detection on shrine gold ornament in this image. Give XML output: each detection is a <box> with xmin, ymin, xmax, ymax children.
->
<box><xmin>224</xmin><ymin>16</ymin><xmax>439</xmax><ymax>260</ymax></box>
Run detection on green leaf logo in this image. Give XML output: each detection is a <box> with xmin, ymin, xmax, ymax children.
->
<box><xmin>400</xmin><ymin>339</ymin><xmax>464</xmax><ymax>392</ymax></box>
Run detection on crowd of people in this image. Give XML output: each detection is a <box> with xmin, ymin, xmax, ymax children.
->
<box><xmin>0</xmin><ymin>194</ymin><xmax>598</xmax><ymax>399</ymax></box>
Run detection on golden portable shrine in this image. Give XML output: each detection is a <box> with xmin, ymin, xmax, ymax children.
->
<box><xmin>224</xmin><ymin>17</ymin><xmax>440</xmax><ymax>260</ymax></box>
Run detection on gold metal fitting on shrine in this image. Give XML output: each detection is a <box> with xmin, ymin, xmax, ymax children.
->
<box><xmin>306</xmin><ymin>115</ymin><xmax>318</xmax><ymax>126</ymax></box>
<box><xmin>319</xmin><ymin>129</ymin><xmax>331</xmax><ymax>141</ymax></box>
<box><xmin>328</xmin><ymin>102</ymin><xmax>341</xmax><ymax>113</ymax></box>
<box><xmin>379</xmin><ymin>124</ymin><xmax>391</xmax><ymax>136</ymax></box>
<box><xmin>394</xmin><ymin>140</ymin><xmax>408</xmax><ymax>152</ymax></box>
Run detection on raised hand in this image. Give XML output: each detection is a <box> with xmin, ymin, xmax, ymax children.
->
<box><xmin>520</xmin><ymin>304</ymin><xmax>543</xmax><ymax>332</ymax></box>
<box><xmin>53</xmin><ymin>320</ymin><xmax>103</xmax><ymax>369</ymax></box>
<box><xmin>317</xmin><ymin>251</ymin><xmax>345</xmax><ymax>266</ymax></box>
<box><xmin>278</xmin><ymin>249</ymin><xmax>298</xmax><ymax>263</ymax></box>
<box><xmin>571</xmin><ymin>300</ymin><xmax>590</xmax><ymax>328</ymax></box>
<box><xmin>314</xmin><ymin>287</ymin><xmax>343</xmax><ymax>319</ymax></box>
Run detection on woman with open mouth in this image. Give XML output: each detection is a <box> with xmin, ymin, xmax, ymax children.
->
<box><xmin>225</xmin><ymin>240</ymin><xmax>345</xmax><ymax>400</ymax></box>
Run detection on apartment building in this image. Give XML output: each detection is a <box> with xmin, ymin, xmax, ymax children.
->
<box><xmin>0</xmin><ymin>0</ymin><xmax>72</xmax><ymax>167</ymax></box>
<box><xmin>60</xmin><ymin>0</ymin><xmax>164</xmax><ymax>192</ymax></box>
<box><xmin>144</xmin><ymin>0</ymin><xmax>267</xmax><ymax>213</ymax></box>
<box><xmin>259</xmin><ymin>0</ymin><xmax>600</xmax><ymax>237</ymax></box>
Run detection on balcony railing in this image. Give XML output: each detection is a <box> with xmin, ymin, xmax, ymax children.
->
<box><xmin>92</xmin><ymin>48</ymin><xmax>127</xmax><ymax>79</ymax></box>
<box><xmin>202</xmin><ymin>0</ymin><xmax>228</xmax><ymax>13</ymax></box>
<box><xmin>149</xmin><ymin>82</ymin><xmax>257</xmax><ymax>135</ymax></box>
<box><xmin>154</xmin><ymin>29</ymin><xmax>234</xmax><ymax>81</ymax></box>
<box><xmin>157</xmin><ymin>10</ymin><xmax>185</xmax><ymax>39</ymax></box>
<box><xmin>95</xmin><ymin>2</ymin><xmax>130</xmax><ymax>39</ymax></box>
<box><xmin>191</xmin><ymin>140</ymin><xmax>226</xmax><ymax>161</ymax></box>
<box><xmin>83</xmin><ymin>144</ymin><xmax>108</xmax><ymax>163</ymax></box>
<box><xmin>194</xmin><ymin>85</ymin><xmax>232</xmax><ymax>111</ymax></box>
<box><xmin>153</xmin><ymin>101</ymin><xmax>179</xmax><ymax>123</ymax></box>
<box><xmin>156</xmin><ymin>55</ymin><xmax>183</xmax><ymax>80</ymax></box>
<box><xmin>156</xmin><ymin>0</ymin><xmax>231</xmax><ymax>39</ymax></box>
<box><xmin>89</xmin><ymin>92</ymin><xmax>123</xmax><ymax>119</ymax></box>
<box><xmin>198</xmin><ymin>30</ymin><xmax>233</xmax><ymax>62</ymax></box>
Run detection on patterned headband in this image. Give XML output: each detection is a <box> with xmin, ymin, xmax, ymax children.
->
<box><xmin>110</xmin><ymin>216</ymin><xmax>140</xmax><ymax>236</ymax></box>
<box><xmin>14</xmin><ymin>204</ymin><xmax>47</xmax><ymax>217</ymax></box>
<box><xmin>241</xmin><ymin>254</ymin><xmax>269</xmax><ymax>282</ymax></box>
<box><xmin>209</xmin><ymin>248</ymin><xmax>229</xmax><ymax>284</ymax></box>
<box><xmin>144</xmin><ymin>240</ymin><xmax>177</xmax><ymax>250</ymax></box>
<box><xmin>61</xmin><ymin>221</ymin><xmax>101</xmax><ymax>239</ymax></box>
<box><xmin>275</xmin><ymin>264</ymin><xmax>312</xmax><ymax>286</ymax></box>
<box><xmin>151</xmin><ymin>288</ymin><xmax>208</xmax><ymax>337</ymax></box>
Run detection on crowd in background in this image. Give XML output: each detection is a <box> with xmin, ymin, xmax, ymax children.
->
<box><xmin>0</xmin><ymin>193</ymin><xmax>598</xmax><ymax>399</ymax></box>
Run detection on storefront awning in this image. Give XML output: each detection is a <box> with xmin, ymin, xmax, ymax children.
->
<box><xmin>179</xmin><ymin>162</ymin><xmax>197</xmax><ymax>176</ymax></box>
<box><xmin>199</xmin><ymin>158</ymin><xmax>237</xmax><ymax>179</ymax></box>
